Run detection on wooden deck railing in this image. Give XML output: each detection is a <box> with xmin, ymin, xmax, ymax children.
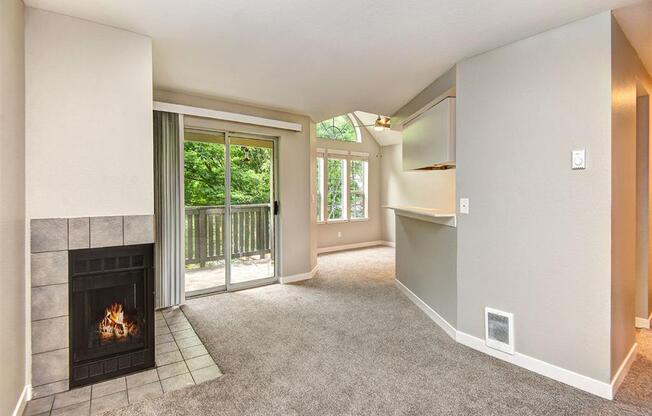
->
<box><xmin>185</xmin><ymin>204</ymin><xmax>272</xmax><ymax>267</ymax></box>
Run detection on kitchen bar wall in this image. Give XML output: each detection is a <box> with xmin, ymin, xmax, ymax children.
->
<box><xmin>380</xmin><ymin>144</ymin><xmax>455</xmax><ymax>242</ymax></box>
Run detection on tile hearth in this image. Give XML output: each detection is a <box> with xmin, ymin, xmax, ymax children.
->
<box><xmin>25</xmin><ymin>307</ymin><xmax>222</xmax><ymax>416</ymax></box>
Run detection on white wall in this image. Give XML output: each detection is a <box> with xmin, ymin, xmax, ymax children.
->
<box><xmin>317</xmin><ymin>123</ymin><xmax>382</xmax><ymax>249</ymax></box>
<box><xmin>456</xmin><ymin>12</ymin><xmax>613</xmax><ymax>382</ymax></box>
<box><xmin>380</xmin><ymin>144</ymin><xmax>455</xmax><ymax>242</ymax></box>
<box><xmin>154</xmin><ymin>90</ymin><xmax>315</xmax><ymax>278</ymax></box>
<box><xmin>26</xmin><ymin>8</ymin><xmax>153</xmax><ymax>219</ymax></box>
<box><xmin>0</xmin><ymin>0</ymin><xmax>27</xmax><ymax>413</ymax></box>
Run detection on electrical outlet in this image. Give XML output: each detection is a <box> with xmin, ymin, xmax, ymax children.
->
<box><xmin>460</xmin><ymin>198</ymin><xmax>469</xmax><ymax>214</ymax></box>
<box><xmin>337</xmin><ymin>231</ymin><xmax>342</xmax><ymax>238</ymax></box>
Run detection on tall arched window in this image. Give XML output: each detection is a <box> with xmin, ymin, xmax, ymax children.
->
<box><xmin>316</xmin><ymin>113</ymin><xmax>361</xmax><ymax>142</ymax></box>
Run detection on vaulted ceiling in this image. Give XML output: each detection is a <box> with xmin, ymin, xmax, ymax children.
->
<box><xmin>26</xmin><ymin>0</ymin><xmax>647</xmax><ymax>121</ymax></box>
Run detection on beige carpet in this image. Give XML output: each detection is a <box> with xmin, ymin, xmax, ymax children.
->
<box><xmin>109</xmin><ymin>247</ymin><xmax>652</xmax><ymax>415</ymax></box>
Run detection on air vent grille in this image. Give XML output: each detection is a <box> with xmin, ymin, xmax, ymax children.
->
<box><xmin>485</xmin><ymin>307</ymin><xmax>514</xmax><ymax>354</ymax></box>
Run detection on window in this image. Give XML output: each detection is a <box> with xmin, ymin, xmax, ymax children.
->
<box><xmin>316</xmin><ymin>114</ymin><xmax>361</xmax><ymax>142</ymax></box>
<box><xmin>316</xmin><ymin>157</ymin><xmax>324</xmax><ymax>222</ymax></box>
<box><xmin>316</xmin><ymin>150</ymin><xmax>368</xmax><ymax>223</ymax></box>
<box><xmin>349</xmin><ymin>159</ymin><xmax>368</xmax><ymax>220</ymax></box>
<box><xmin>327</xmin><ymin>158</ymin><xmax>347</xmax><ymax>220</ymax></box>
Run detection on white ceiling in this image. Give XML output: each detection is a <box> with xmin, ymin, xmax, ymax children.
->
<box><xmin>614</xmin><ymin>1</ymin><xmax>652</xmax><ymax>78</ymax></box>
<box><xmin>26</xmin><ymin>0</ymin><xmax>647</xmax><ymax>121</ymax></box>
<box><xmin>354</xmin><ymin>111</ymin><xmax>401</xmax><ymax>147</ymax></box>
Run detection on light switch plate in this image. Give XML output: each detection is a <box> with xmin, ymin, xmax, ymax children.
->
<box><xmin>572</xmin><ymin>149</ymin><xmax>586</xmax><ymax>170</ymax></box>
<box><xmin>460</xmin><ymin>198</ymin><xmax>469</xmax><ymax>214</ymax></box>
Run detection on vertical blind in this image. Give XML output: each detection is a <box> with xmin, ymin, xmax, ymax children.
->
<box><xmin>153</xmin><ymin>111</ymin><xmax>185</xmax><ymax>308</ymax></box>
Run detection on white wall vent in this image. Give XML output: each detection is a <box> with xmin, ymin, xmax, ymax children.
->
<box><xmin>485</xmin><ymin>307</ymin><xmax>514</xmax><ymax>354</ymax></box>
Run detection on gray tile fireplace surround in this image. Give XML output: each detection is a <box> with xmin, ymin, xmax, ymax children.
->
<box><xmin>30</xmin><ymin>215</ymin><xmax>155</xmax><ymax>399</ymax></box>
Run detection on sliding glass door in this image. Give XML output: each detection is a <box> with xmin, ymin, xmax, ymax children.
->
<box><xmin>227</xmin><ymin>135</ymin><xmax>276</xmax><ymax>289</ymax></box>
<box><xmin>183</xmin><ymin>130</ymin><xmax>277</xmax><ymax>296</ymax></box>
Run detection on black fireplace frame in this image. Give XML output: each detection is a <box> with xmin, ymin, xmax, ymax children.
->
<box><xmin>68</xmin><ymin>244</ymin><xmax>155</xmax><ymax>388</ymax></box>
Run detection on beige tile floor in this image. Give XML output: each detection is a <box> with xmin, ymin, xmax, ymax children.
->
<box><xmin>24</xmin><ymin>308</ymin><xmax>222</xmax><ymax>416</ymax></box>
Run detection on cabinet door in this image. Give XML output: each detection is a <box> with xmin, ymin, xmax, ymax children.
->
<box><xmin>402</xmin><ymin>97</ymin><xmax>455</xmax><ymax>170</ymax></box>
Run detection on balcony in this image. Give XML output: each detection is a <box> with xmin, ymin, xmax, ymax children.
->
<box><xmin>185</xmin><ymin>204</ymin><xmax>273</xmax><ymax>292</ymax></box>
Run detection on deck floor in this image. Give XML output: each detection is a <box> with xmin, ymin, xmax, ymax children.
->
<box><xmin>185</xmin><ymin>255</ymin><xmax>274</xmax><ymax>293</ymax></box>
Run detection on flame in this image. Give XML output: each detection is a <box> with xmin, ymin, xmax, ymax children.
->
<box><xmin>98</xmin><ymin>303</ymin><xmax>139</xmax><ymax>341</ymax></box>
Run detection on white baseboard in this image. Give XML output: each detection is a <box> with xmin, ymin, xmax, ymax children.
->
<box><xmin>394</xmin><ymin>277</ymin><xmax>622</xmax><ymax>400</ymax></box>
<box><xmin>317</xmin><ymin>240</ymin><xmax>388</xmax><ymax>254</ymax></box>
<box><xmin>635</xmin><ymin>313</ymin><xmax>652</xmax><ymax>329</ymax></box>
<box><xmin>611</xmin><ymin>342</ymin><xmax>638</xmax><ymax>397</ymax></box>
<box><xmin>12</xmin><ymin>384</ymin><xmax>30</xmax><ymax>416</ymax></box>
<box><xmin>455</xmin><ymin>331</ymin><xmax>614</xmax><ymax>399</ymax></box>
<box><xmin>280</xmin><ymin>264</ymin><xmax>319</xmax><ymax>284</ymax></box>
<box><xmin>381</xmin><ymin>240</ymin><xmax>395</xmax><ymax>247</ymax></box>
<box><xmin>394</xmin><ymin>279</ymin><xmax>457</xmax><ymax>340</ymax></box>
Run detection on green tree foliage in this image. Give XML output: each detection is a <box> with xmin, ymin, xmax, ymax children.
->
<box><xmin>327</xmin><ymin>158</ymin><xmax>344</xmax><ymax>219</ymax></box>
<box><xmin>184</xmin><ymin>141</ymin><xmax>272</xmax><ymax>206</ymax></box>
<box><xmin>350</xmin><ymin>159</ymin><xmax>365</xmax><ymax>219</ymax></box>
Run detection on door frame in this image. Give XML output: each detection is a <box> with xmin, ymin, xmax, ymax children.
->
<box><xmin>183</xmin><ymin>127</ymin><xmax>279</xmax><ymax>298</ymax></box>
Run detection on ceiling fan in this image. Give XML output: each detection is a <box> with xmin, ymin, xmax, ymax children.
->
<box><xmin>358</xmin><ymin>115</ymin><xmax>391</xmax><ymax>132</ymax></box>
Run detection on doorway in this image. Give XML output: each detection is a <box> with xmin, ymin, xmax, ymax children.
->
<box><xmin>183</xmin><ymin>129</ymin><xmax>278</xmax><ymax>297</ymax></box>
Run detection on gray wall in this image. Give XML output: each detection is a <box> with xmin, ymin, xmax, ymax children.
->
<box><xmin>396</xmin><ymin>216</ymin><xmax>457</xmax><ymax>326</ymax></box>
<box><xmin>154</xmin><ymin>90</ymin><xmax>315</xmax><ymax>278</ymax></box>
<box><xmin>380</xmin><ymin>144</ymin><xmax>455</xmax><ymax>242</ymax></box>
<box><xmin>611</xmin><ymin>16</ymin><xmax>652</xmax><ymax>378</ymax></box>
<box><xmin>0</xmin><ymin>0</ymin><xmax>26</xmax><ymax>413</ymax></box>
<box><xmin>456</xmin><ymin>12</ymin><xmax>613</xmax><ymax>382</ymax></box>
<box><xmin>317</xmin><ymin>122</ymin><xmax>382</xmax><ymax>249</ymax></box>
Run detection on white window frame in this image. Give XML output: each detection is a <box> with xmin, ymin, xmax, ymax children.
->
<box><xmin>316</xmin><ymin>149</ymin><xmax>369</xmax><ymax>224</ymax></box>
<box><xmin>316</xmin><ymin>156</ymin><xmax>325</xmax><ymax>223</ymax></box>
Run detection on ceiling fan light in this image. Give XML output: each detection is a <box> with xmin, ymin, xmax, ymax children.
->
<box><xmin>374</xmin><ymin>115</ymin><xmax>386</xmax><ymax>131</ymax></box>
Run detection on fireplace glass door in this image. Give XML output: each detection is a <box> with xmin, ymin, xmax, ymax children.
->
<box><xmin>72</xmin><ymin>270</ymin><xmax>145</xmax><ymax>363</ymax></box>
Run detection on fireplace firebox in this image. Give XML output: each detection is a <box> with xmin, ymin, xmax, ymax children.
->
<box><xmin>69</xmin><ymin>244</ymin><xmax>155</xmax><ymax>387</ymax></box>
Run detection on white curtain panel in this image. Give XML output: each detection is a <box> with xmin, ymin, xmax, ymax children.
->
<box><xmin>153</xmin><ymin>111</ymin><xmax>185</xmax><ymax>308</ymax></box>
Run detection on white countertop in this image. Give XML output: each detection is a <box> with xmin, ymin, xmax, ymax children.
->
<box><xmin>383</xmin><ymin>205</ymin><xmax>457</xmax><ymax>228</ymax></box>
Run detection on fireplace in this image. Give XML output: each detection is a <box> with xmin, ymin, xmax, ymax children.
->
<box><xmin>69</xmin><ymin>244</ymin><xmax>155</xmax><ymax>387</ymax></box>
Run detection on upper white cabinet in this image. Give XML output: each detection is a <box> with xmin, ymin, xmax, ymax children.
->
<box><xmin>401</xmin><ymin>97</ymin><xmax>455</xmax><ymax>170</ymax></box>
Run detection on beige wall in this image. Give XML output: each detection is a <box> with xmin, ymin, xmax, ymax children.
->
<box><xmin>636</xmin><ymin>93</ymin><xmax>650</xmax><ymax>321</ymax></box>
<box><xmin>25</xmin><ymin>8</ymin><xmax>154</xmax><ymax>219</ymax></box>
<box><xmin>317</xmin><ymin>122</ymin><xmax>382</xmax><ymax>249</ymax></box>
<box><xmin>456</xmin><ymin>12</ymin><xmax>613</xmax><ymax>382</ymax></box>
<box><xmin>610</xmin><ymin>16</ymin><xmax>652</xmax><ymax>378</ymax></box>
<box><xmin>155</xmin><ymin>90</ymin><xmax>315</xmax><ymax>277</ymax></box>
<box><xmin>380</xmin><ymin>144</ymin><xmax>455</xmax><ymax>242</ymax></box>
<box><xmin>0</xmin><ymin>0</ymin><xmax>27</xmax><ymax>413</ymax></box>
